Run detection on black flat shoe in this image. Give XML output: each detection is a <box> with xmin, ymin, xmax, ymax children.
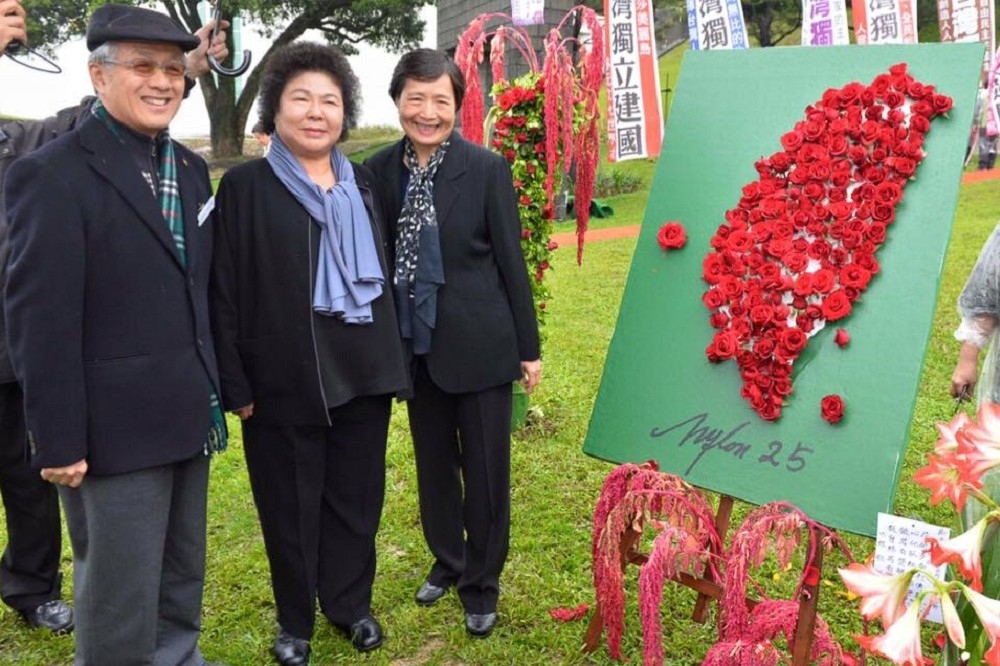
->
<box><xmin>21</xmin><ymin>600</ymin><xmax>73</xmax><ymax>635</ymax></box>
<box><xmin>414</xmin><ymin>580</ymin><xmax>450</xmax><ymax>606</ymax></box>
<box><xmin>273</xmin><ymin>629</ymin><xmax>310</xmax><ymax>666</ymax></box>
<box><xmin>465</xmin><ymin>612</ymin><xmax>497</xmax><ymax>638</ymax></box>
<box><xmin>337</xmin><ymin>615</ymin><xmax>384</xmax><ymax>652</ymax></box>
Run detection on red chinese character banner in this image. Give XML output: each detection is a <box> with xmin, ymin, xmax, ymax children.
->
<box><xmin>605</xmin><ymin>0</ymin><xmax>664</xmax><ymax>161</ymax></box>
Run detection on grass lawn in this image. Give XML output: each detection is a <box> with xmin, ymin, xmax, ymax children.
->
<box><xmin>0</xmin><ymin>178</ymin><xmax>998</xmax><ymax>665</ymax></box>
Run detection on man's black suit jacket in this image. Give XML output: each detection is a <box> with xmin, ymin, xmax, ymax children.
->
<box><xmin>365</xmin><ymin>134</ymin><xmax>540</xmax><ymax>394</ymax></box>
<box><xmin>3</xmin><ymin>115</ymin><xmax>220</xmax><ymax>475</ymax></box>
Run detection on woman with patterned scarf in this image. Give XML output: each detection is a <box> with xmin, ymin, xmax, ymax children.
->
<box><xmin>365</xmin><ymin>48</ymin><xmax>542</xmax><ymax>640</ymax></box>
<box><xmin>210</xmin><ymin>42</ymin><xmax>408</xmax><ymax>665</ymax></box>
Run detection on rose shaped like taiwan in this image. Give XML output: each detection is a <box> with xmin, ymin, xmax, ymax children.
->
<box><xmin>821</xmin><ymin>395</ymin><xmax>845</xmax><ymax>424</ymax></box>
<box><xmin>699</xmin><ymin>63</ymin><xmax>951</xmax><ymax>421</ymax></box>
<box><xmin>657</xmin><ymin>222</ymin><xmax>687</xmax><ymax>251</ymax></box>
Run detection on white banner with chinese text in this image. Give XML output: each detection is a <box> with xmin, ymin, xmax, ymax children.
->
<box><xmin>605</xmin><ymin>0</ymin><xmax>664</xmax><ymax>161</ymax></box>
<box><xmin>511</xmin><ymin>0</ymin><xmax>545</xmax><ymax>25</ymax></box>
<box><xmin>801</xmin><ymin>0</ymin><xmax>850</xmax><ymax>45</ymax></box>
<box><xmin>852</xmin><ymin>0</ymin><xmax>918</xmax><ymax>44</ymax></box>
<box><xmin>686</xmin><ymin>0</ymin><xmax>749</xmax><ymax>50</ymax></box>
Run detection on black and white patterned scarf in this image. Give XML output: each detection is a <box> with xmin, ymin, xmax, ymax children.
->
<box><xmin>395</xmin><ymin>139</ymin><xmax>448</xmax><ymax>286</ymax></box>
<box><xmin>394</xmin><ymin>139</ymin><xmax>448</xmax><ymax>355</ymax></box>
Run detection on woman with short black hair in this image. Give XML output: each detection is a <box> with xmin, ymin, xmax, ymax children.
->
<box><xmin>211</xmin><ymin>41</ymin><xmax>407</xmax><ymax>665</ymax></box>
<box><xmin>366</xmin><ymin>48</ymin><xmax>541</xmax><ymax>639</ymax></box>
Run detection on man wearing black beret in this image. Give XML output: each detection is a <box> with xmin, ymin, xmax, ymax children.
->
<box><xmin>3</xmin><ymin>4</ymin><xmax>229</xmax><ymax>664</ymax></box>
<box><xmin>0</xmin><ymin>3</ymin><xmax>227</xmax><ymax>645</ymax></box>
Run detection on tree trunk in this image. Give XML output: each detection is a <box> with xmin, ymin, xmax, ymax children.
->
<box><xmin>756</xmin><ymin>2</ymin><xmax>775</xmax><ymax>47</ymax></box>
<box><xmin>208</xmin><ymin>75</ymin><xmax>246</xmax><ymax>158</ymax></box>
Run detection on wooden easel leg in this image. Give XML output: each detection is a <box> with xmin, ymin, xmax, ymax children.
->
<box><xmin>791</xmin><ymin>530</ymin><xmax>823</xmax><ymax>666</ymax></box>
<box><xmin>691</xmin><ymin>494</ymin><xmax>734</xmax><ymax>623</ymax></box>
<box><xmin>583</xmin><ymin>526</ymin><xmax>645</xmax><ymax>653</ymax></box>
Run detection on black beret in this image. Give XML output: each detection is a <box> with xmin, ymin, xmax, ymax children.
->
<box><xmin>86</xmin><ymin>4</ymin><xmax>201</xmax><ymax>52</ymax></box>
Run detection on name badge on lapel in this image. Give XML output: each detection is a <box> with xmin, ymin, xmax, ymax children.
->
<box><xmin>197</xmin><ymin>196</ymin><xmax>216</xmax><ymax>227</ymax></box>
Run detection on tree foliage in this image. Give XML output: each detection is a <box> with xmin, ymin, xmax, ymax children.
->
<box><xmin>20</xmin><ymin>0</ymin><xmax>90</xmax><ymax>56</ymax></box>
<box><xmin>30</xmin><ymin>1</ymin><xmax>429</xmax><ymax>157</ymax></box>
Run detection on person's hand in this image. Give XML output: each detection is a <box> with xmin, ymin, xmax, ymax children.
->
<box><xmin>0</xmin><ymin>0</ymin><xmax>27</xmax><ymax>54</ymax></box>
<box><xmin>951</xmin><ymin>342</ymin><xmax>981</xmax><ymax>400</ymax></box>
<box><xmin>41</xmin><ymin>459</ymin><xmax>88</xmax><ymax>488</ymax></box>
<box><xmin>233</xmin><ymin>403</ymin><xmax>254</xmax><ymax>420</ymax></box>
<box><xmin>187</xmin><ymin>18</ymin><xmax>230</xmax><ymax>79</ymax></box>
<box><xmin>520</xmin><ymin>359</ymin><xmax>542</xmax><ymax>394</ymax></box>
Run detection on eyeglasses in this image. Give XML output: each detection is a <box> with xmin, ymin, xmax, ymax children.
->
<box><xmin>104</xmin><ymin>58</ymin><xmax>187</xmax><ymax>79</ymax></box>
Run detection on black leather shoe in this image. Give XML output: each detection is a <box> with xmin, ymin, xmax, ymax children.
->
<box><xmin>273</xmin><ymin>629</ymin><xmax>310</xmax><ymax>666</ymax></box>
<box><xmin>465</xmin><ymin>612</ymin><xmax>497</xmax><ymax>638</ymax></box>
<box><xmin>415</xmin><ymin>580</ymin><xmax>450</xmax><ymax>606</ymax></box>
<box><xmin>337</xmin><ymin>615</ymin><xmax>384</xmax><ymax>652</ymax></box>
<box><xmin>21</xmin><ymin>600</ymin><xmax>73</xmax><ymax>635</ymax></box>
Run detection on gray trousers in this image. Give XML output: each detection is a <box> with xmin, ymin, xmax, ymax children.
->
<box><xmin>59</xmin><ymin>454</ymin><xmax>210</xmax><ymax>666</ymax></box>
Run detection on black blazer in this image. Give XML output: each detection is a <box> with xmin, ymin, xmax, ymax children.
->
<box><xmin>210</xmin><ymin>159</ymin><xmax>409</xmax><ymax>425</ymax></box>
<box><xmin>365</xmin><ymin>134</ymin><xmax>540</xmax><ymax>394</ymax></box>
<box><xmin>3</xmin><ymin>116</ymin><xmax>220</xmax><ymax>475</ymax></box>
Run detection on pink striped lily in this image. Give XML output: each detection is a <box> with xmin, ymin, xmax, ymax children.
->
<box><xmin>838</xmin><ymin>562</ymin><xmax>913</xmax><ymax>628</ymax></box>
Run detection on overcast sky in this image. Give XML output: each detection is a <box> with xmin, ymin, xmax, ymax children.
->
<box><xmin>0</xmin><ymin>5</ymin><xmax>437</xmax><ymax>138</ymax></box>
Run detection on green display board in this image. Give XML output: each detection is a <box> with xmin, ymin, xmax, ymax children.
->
<box><xmin>583</xmin><ymin>43</ymin><xmax>984</xmax><ymax>536</ymax></box>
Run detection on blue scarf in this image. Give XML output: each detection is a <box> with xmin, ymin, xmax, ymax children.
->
<box><xmin>266</xmin><ymin>133</ymin><xmax>383</xmax><ymax>324</ymax></box>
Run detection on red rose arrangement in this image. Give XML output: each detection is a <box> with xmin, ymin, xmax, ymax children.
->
<box><xmin>489</xmin><ymin>73</ymin><xmax>556</xmax><ymax>335</ymax></box>
<box><xmin>657</xmin><ymin>221</ymin><xmax>687</xmax><ymax>250</ymax></box>
<box><xmin>700</xmin><ymin>63</ymin><xmax>951</xmax><ymax>421</ymax></box>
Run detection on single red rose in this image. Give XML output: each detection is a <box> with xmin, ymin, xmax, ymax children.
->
<box><xmin>657</xmin><ymin>222</ymin><xmax>687</xmax><ymax>251</ymax></box>
<box><xmin>820</xmin><ymin>394</ymin><xmax>845</xmax><ymax>424</ymax></box>
<box><xmin>932</xmin><ymin>94</ymin><xmax>954</xmax><ymax>115</ymax></box>
<box><xmin>910</xmin><ymin>115</ymin><xmax>930</xmax><ymax>134</ymax></box>
<box><xmin>834</xmin><ymin>328</ymin><xmax>850</xmax><ymax>348</ymax></box>
<box><xmin>821</xmin><ymin>290</ymin><xmax>853</xmax><ymax>321</ymax></box>
<box><xmin>753</xmin><ymin>337</ymin><xmax>776</xmax><ymax>358</ymax></box>
<box><xmin>875</xmin><ymin>181</ymin><xmax>902</xmax><ymax>205</ymax></box>
<box><xmin>750</xmin><ymin>305</ymin><xmax>773</xmax><ymax>326</ymax></box>
<box><xmin>708</xmin><ymin>330</ymin><xmax>739</xmax><ymax>361</ymax></box>
<box><xmin>780</xmin><ymin>130</ymin><xmax>805</xmax><ymax>151</ymax></box>
<box><xmin>709</xmin><ymin>312</ymin><xmax>730</xmax><ymax>329</ymax></box>
<box><xmin>521</xmin><ymin>229</ymin><xmax>532</xmax><ymax>240</ymax></box>
<box><xmin>810</xmin><ymin>269</ymin><xmax>835</xmax><ymax>293</ymax></box>
<box><xmin>702</xmin><ymin>288</ymin><xmax>724</xmax><ymax>310</ymax></box>
<box><xmin>792</xmin><ymin>273</ymin><xmax>814</xmax><ymax>296</ymax></box>
<box><xmin>779</xmin><ymin>327</ymin><xmax>808</xmax><ymax>353</ymax></box>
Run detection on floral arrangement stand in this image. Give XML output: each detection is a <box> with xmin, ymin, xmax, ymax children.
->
<box><xmin>582</xmin><ymin>43</ymin><xmax>983</xmax><ymax>539</ymax></box>
<box><xmin>587</xmin><ymin>462</ymin><xmax>854</xmax><ymax>666</ymax></box>
<box><xmin>455</xmin><ymin>6</ymin><xmax>604</xmax><ymax>343</ymax></box>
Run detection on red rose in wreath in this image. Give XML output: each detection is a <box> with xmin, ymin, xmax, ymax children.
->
<box><xmin>657</xmin><ymin>222</ymin><xmax>686</xmax><ymax>251</ymax></box>
<box><xmin>821</xmin><ymin>395</ymin><xmax>846</xmax><ymax>424</ymax></box>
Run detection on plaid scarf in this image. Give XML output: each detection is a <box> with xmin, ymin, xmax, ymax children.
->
<box><xmin>91</xmin><ymin>101</ymin><xmax>227</xmax><ymax>455</ymax></box>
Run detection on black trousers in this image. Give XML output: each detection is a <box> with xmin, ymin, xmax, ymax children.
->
<box><xmin>408</xmin><ymin>360</ymin><xmax>512</xmax><ymax>615</ymax></box>
<box><xmin>242</xmin><ymin>394</ymin><xmax>391</xmax><ymax>640</ymax></box>
<box><xmin>0</xmin><ymin>382</ymin><xmax>62</xmax><ymax>613</ymax></box>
